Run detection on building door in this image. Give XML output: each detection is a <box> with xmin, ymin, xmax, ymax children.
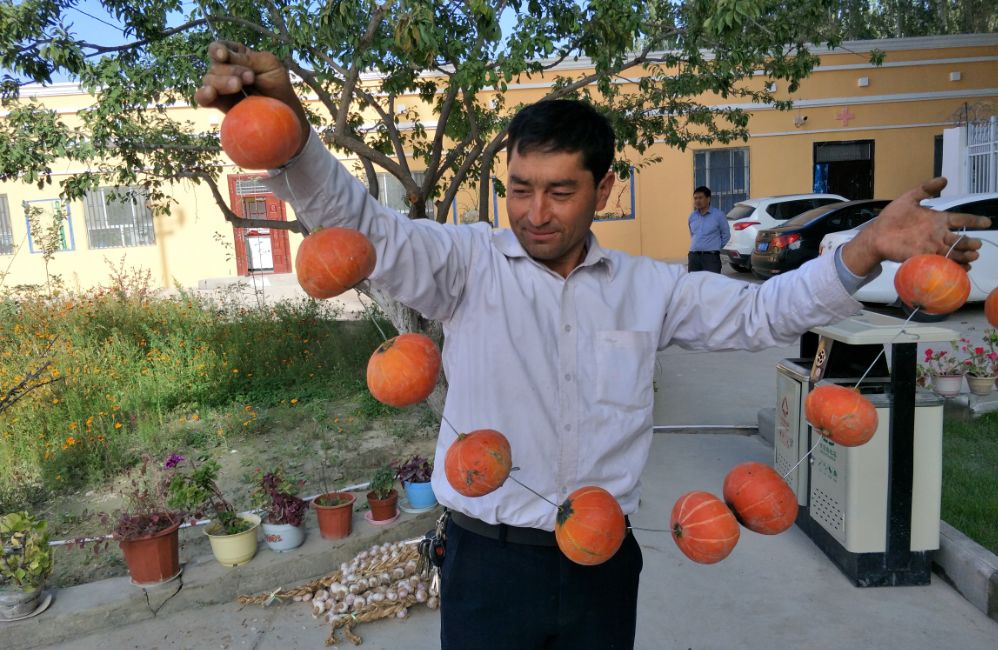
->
<box><xmin>812</xmin><ymin>140</ymin><xmax>874</xmax><ymax>200</ymax></box>
<box><xmin>226</xmin><ymin>174</ymin><xmax>292</xmax><ymax>275</ymax></box>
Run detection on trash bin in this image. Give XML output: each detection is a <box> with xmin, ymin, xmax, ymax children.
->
<box><xmin>776</xmin><ymin>310</ymin><xmax>959</xmax><ymax>587</ymax></box>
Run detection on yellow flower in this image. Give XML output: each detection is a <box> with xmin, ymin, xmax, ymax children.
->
<box><xmin>69</xmin><ymin>422</ymin><xmax>78</xmax><ymax>430</ymax></box>
<box><xmin>191</xmin><ymin>414</ymin><xmax>200</xmax><ymax>421</ymax></box>
<box><xmin>51</xmin><ymin>398</ymin><xmax>60</xmax><ymax>405</ymax></box>
<box><xmin>290</xmin><ymin>398</ymin><xmax>299</xmax><ymax>405</ymax></box>
<box><xmin>65</xmin><ymin>436</ymin><xmax>76</xmax><ymax>446</ymax></box>
<box><xmin>114</xmin><ymin>422</ymin><xmax>122</xmax><ymax>429</ymax></box>
<box><xmin>232</xmin><ymin>368</ymin><xmax>239</xmax><ymax>374</ymax></box>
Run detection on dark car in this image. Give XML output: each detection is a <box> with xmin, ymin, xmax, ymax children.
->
<box><xmin>750</xmin><ymin>199</ymin><xmax>889</xmax><ymax>280</ymax></box>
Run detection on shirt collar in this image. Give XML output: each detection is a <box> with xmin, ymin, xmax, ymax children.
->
<box><xmin>492</xmin><ymin>229</ymin><xmax>615</xmax><ymax>277</ymax></box>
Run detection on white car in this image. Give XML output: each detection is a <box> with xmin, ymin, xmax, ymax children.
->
<box><xmin>818</xmin><ymin>193</ymin><xmax>998</xmax><ymax>319</ymax></box>
<box><xmin>723</xmin><ymin>193</ymin><xmax>847</xmax><ymax>272</ymax></box>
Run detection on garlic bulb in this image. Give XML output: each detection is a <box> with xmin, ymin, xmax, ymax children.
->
<box><xmin>427</xmin><ymin>596</ymin><xmax>439</xmax><ymax>610</ymax></box>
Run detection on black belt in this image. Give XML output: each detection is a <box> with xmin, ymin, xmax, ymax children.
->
<box><xmin>690</xmin><ymin>250</ymin><xmax>720</xmax><ymax>255</ymax></box>
<box><xmin>450</xmin><ymin>511</ymin><xmax>631</xmax><ymax>547</ymax></box>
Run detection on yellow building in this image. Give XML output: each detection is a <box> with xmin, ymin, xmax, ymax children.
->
<box><xmin>1</xmin><ymin>33</ymin><xmax>995</xmax><ymax>291</ymax></box>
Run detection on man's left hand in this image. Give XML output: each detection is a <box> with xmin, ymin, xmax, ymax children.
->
<box><xmin>841</xmin><ymin>177</ymin><xmax>992</xmax><ymax>277</ymax></box>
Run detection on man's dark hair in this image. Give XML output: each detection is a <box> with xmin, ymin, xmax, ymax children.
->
<box><xmin>506</xmin><ymin>99</ymin><xmax>614</xmax><ymax>185</ymax></box>
<box><xmin>694</xmin><ymin>186</ymin><xmax>711</xmax><ymax>198</ymax></box>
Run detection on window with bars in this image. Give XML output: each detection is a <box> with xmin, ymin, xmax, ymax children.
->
<box><xmin>82</xmin><ymin>186</ymin><xmax>156</xmax><ymax>249</ymax></box>
<box><xmin>693</xmin><ymin>148</ymin><xmax>750</xmax><ymax>214</ymax></box>
<box><xmin>25</xmin><ymin>198</ymin><xmax>73</xmax><ymax>253</ymax></box>
<box><xmin>377</xmin><ymin>172</ymin><xmax>434</xmax><ymax>219</ymax></box>
<box><xmin>0</xmin><ymin>195</ymin><xmax>13</xmax><ymax>255</ymax></box>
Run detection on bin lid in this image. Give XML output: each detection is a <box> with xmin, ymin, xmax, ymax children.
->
<box><xmin>811</xmin><ymin>310</ymin><xmax>959</xmax><ymax>345</ymax></box>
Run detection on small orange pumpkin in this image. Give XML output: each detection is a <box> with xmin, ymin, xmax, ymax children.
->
<box><xmin>555</xmin><ymin>486</ymin><xmax>626</xmax><ymax>566</ymax></box>
<box><xmin>444</xmin><ymin>429</ymin><xmax>512</xmax><ymax>497</ymax></box>
<box><xmin>722</xmin><ymin>462</ymin><xmax>798</xmax><ymax>535</ymax></box>
<box><xmin>986</xmin><ymin>286</ymin><xmax>998</xmax><ymax>328</ymax></box>
<box><xmin>804</xmin><ymin>384</ymin><xmax>878</xmax><ymax>447</ymax></box>
<box><xmin>670</xmin><ymin>491</ymin><xmax>740</xmax><ymax>565</ymax></box>
<box><xmin>366</xmin><ymin>333</ymin><xmax>441</xmax><ymax>407</ymax></box>
<box><xmin>295</xmin><ymin>227</ymin><xmax>376</xmax><ymax>299</ymax></box>
<box><xmin>220</xmin><ymin>95</ymin><xmax>302</xmax><ymax>170</ymax></box>
<box><xmin>894</xmin><ymin>254</ymin><xmax>970</xmax><ymax>315</ymax></box>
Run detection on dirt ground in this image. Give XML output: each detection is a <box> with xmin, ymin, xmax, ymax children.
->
<box><xmin>40</xmin><ymin>399</ymin><xmax>439</xmax><ymax>588</ymax></box>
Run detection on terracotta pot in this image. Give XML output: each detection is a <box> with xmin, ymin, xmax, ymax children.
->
<box><xmin>312</xmin><ymin>492</ymin><xmax>355</xmax><ymax>540</ymax></box>
<box><xmin>966</xmin><ymin>375</ymin><xmax>996</xmax><ymax>396</ymax></box>
<box><xmin>205</xmin><ymin>513</ymin><xmax>260</xmax><ymax>567</ymax></box>
<box><xmin>367</xmin><ymin>489</ymin><xmax>399</xmax><ymax>521</ymax></box>
<box><xmin>118</xmin><ymin>518</ymin><xmax>181</xmax><ymax>585</ymax></box>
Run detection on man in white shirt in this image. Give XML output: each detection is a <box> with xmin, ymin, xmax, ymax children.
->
<box><xmin>195</xmin><ymin>42</ymin><xmax>988</xmax><ymax>650</ymax></box>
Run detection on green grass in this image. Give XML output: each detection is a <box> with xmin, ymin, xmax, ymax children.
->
<box><xmin>941</xmin><ymin>411</ymin><xmax>998</xmax><ymax>556</ymax></box>
<box><xmin>0</xmin><ymin>285</ymin><xmax>395</xmax><ymax>511</ymax></box>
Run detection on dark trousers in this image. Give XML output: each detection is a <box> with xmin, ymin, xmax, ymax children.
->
<box><xmin>688</xmin><ymin>250</ymin><xmax>722</xmax><ymax>273</ymax></box>
<box><xmin>440</xmin><ymin>517</ymin><xmax>643</xmax><ymax>649</ymax></box>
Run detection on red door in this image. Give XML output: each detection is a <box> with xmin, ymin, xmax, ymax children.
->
<box><xmin>226</xmin><ymin>174</ymin><xmax>292</xmax><ymax>275</ymax></box>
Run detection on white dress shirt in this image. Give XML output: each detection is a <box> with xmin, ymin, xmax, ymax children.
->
<box><xmin>265</xmin><ymin>131</ymin><xmax>863</xmax><ymax>531</ymax></box>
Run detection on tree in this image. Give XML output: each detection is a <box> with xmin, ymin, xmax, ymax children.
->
<box><xmin>0</xmin><ymin>0</ymin><xmax>865</xmax><ymax>337</ymax></box>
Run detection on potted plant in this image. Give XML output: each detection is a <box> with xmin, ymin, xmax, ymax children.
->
<box><xmin>960</xmin><ymin>332</ymin><xmax>998</xmax><ymax>396</ymax></box>
<box><xmin>251</xmin><ymin>468</ymin><xmax>308</xmax><ymax>552</ymax></box>
<box><xmin>165</xmin><ymin>453</ymin><xmax>260</xmax><ymax>567</ymax></box>
<box><xmin>366</xmin><ymin>465</ymin><xmax>399</xmax><ymax>522</ymax></box>
<box><xmin>920</xmin><ymin>342</ymin><xmax>966</xmax><ymax>397</ymax></box>
<box><xmin>108</xmin><ymin>454</ymin><xmax>182</xmax><ymax>585</ymax></box>
<box><xmin>0</xmin><ymin>511</ymin><xmax>53</xmax><ymax>620</ymax></box>
<box><xmin>311</xmin><ymin>441</ymin><xmax>356</xmax><ymax>539</ymax></box>
<box><xmin>392</xmin><ymin>454</ymin><xmax>437</xmax><ymax>510</ymax></box>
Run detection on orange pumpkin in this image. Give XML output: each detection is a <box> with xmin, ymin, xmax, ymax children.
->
<box><xmin>444</xmin><ymin>429</ymin><xmax>512</xmax><ymax>497</ymax></box>
<box><xmin>555</xmin><ymin>486</ymin><xmax>626</xmax><ymax>566</ymax></box>
<box><xmin>220</xmin><ymin>95</ymin><xmax>303</xmax><ymax>169</ymax></box>
<box><xmin>804</xmin><ymin>384</ymin><xmax>878</xmax><ymax>447</ymax></box>
<box><xmin>670</xmin><ymin>491</ymin><xmax>740</xmax><ymax>564</ymax></box>
<box><xmin>722</xmin><ymin>462</ymin><xmax>798</xmax><ymax>535</ymax></box>
<box><xmin>295</xmin><ymin>227</ymin><xmax>376</xmax><ymax>299</ymax></box>
<box><xmin>894</xmin><ymin>254</ymin><xmax>970</xmax><ymax>315</ymax></box>
<box><xmin>366</xmin><ymin>333</ymin><xmax>441</xmax><ymax>407</ymax></box>
<box><xmin>986</xmin><ymin>286</ymin><xmax>998</xmax><ymax>328</ymax></box>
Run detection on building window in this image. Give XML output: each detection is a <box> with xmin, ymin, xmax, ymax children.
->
<box><xmin>377</xmin><ymin>172</ymin><xmax>435</xmax><ymax>219</ymax></box>
<box><xmin>693</xmin><ymin>148</ymin><xmax>749</xmax><ymax>213</ymax></box>
<box><xmin>24</xmin><ymin>198</ymin><xmax>74</xmax><ymax>253</ymax></box>
<box><xmin>82</xmin><ymin>186</ymin><xmax>156</xmax><ymax>249</ymax></box>
<box><xmin>0</xmin><ymin>195</ymin><xmax>13</xmax><ymax>256</ymax></box>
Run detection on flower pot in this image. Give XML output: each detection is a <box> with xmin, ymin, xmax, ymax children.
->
<box><xmin>0</xmin><ymin>584</ymin><xmax>45</xmax><ymax>620</ymax></box>
<box><xmin>966</xmin><ymin>375</ymin><xmax>996</xmax><ymax>396</ymax></box>
<box><xmin>261</xmin><ymin>521</ymin><xmax>305</xmax><ymax>552</ymax></box>
<box><xmin>402</xmin><ymin>480</ymin><xmax>437</xmax><ymax>510</ymax></box>
<box><xmin>205</xmin><ymin>513</ymin><xmax>260</xmax><ymax>567</ymax></box>
<box><xmin>118</xmin><ymin>518</ymin><xmax>181</xmax><ymax>585</ymax></box>
<box><xmin>931</xmin><ymin>374</ymin><xmax>963</xmax><ymax>397</ymax></box>
<box><xmin>312</xmin><ymin>492</ymin><xmax>355</xmax><ymax>540</ymax></box>
<box><xmin>367</xmin><ymin>489</ymin><xmax>399</xmax><ymax>522</ymax></box>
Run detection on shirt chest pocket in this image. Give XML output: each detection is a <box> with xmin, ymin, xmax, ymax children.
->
<box><xmin>594</xmin><ymin>330</ymin><xmax>656</xmax><ymax>410</ymax></box>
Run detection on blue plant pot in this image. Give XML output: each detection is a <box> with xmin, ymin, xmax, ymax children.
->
<box><xmin>403</xmin><ymin>480</ymin><xmax>437</xmax><ymax>510</ymax></box>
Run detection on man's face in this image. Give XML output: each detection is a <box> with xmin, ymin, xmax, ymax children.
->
<box><xmin>693</xmin><ymin>191</ymin><xmax>710</xmax><ymax>213</ymax></box>
<box><xmin>506</xmin><ymin>148</ymin><xmax>613</xmax><ymax>277</ymax></box>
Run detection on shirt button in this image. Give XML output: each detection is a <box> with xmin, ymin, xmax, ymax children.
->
<box><xmin>564</xmin><ymin>424</ymin><xmax>572</xmax><ymax>431</ymax></box>
<box><xmin>564</xmin><ymin>324</ymin><xmax>572</xmax><ymax>333</ymax></box>
<box><xmin>564</xmin><ymin>373</ymin><xmax>572</xmax><ymax>381</ymax></box>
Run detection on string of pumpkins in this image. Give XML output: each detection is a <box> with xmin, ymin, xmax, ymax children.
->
<box><xmin>219</xmin><ymin>102</ymin><xmax>998</xmax><ymax>569</ymax></box>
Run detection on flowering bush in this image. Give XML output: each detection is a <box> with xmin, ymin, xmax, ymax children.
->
<box><xmin>960</xmin><ymin>332</ymin><xmax>998</xmax><ymax>378</ymax></box>
<box><xmin>920</xmin><ymin>341</ymin><xmax>966</xmax><ymax>377</ymax></box>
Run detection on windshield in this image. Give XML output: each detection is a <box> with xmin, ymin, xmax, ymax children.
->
<box><xmin>726</xmin><ymin>205</ymin><xmax>755</xmax><ymax>221</ymax></box>
<box><xmin>781</xmin><ymin>205</ymin><xmax>835</xmax><ymax>228</ymax></box>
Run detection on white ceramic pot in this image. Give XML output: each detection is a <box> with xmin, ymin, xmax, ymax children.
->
<box><xmin>261</xmin><ymin>521</ymin><xmax>305</xmax><ymax>552</ymax></box>
<box><xmin>931</xmin><ymin>374</ymin><xmax>963</xmax><ymax>397</ymax></box>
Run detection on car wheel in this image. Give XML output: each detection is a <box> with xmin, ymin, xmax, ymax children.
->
<box><xmin>900</xmin><ymin>302</ymin><xmax>950</xmax><ymax>323</ymax></box>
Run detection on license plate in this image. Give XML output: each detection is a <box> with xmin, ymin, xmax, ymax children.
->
<box><xmin>757</xmin><ymin>242</ymin><xmax>769</xmax><ymax>252</ymax></box>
